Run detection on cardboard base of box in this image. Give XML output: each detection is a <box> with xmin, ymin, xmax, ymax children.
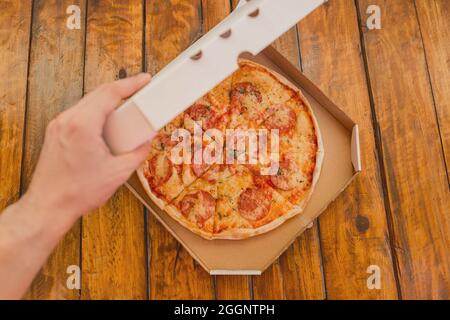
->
<box><xmin>126</xmin><ymin>46</ymin><xmax>361</xmax><ymax>275</ymax></box>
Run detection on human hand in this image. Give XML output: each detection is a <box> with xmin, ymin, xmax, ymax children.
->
<box><xmin>23</xmin><ymin>73</ymin><xmax>152</xmax><ymax>229</ymax></box>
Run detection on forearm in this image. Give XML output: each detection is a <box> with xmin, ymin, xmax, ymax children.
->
<box><xmin>0</xmin><ymin>194</ymin><xmax>75</xmax><ymax>299</ymax></box>
<box><xmin>0</xmin><ymin>74</ymin><xmax>150</xmax><ymax>300</ymax></box>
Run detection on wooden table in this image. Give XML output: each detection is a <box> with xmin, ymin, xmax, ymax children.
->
<box><xmin>0</xmin><ymin>0</ymin><xmax>448</xmax><ymax>300</ymax></box>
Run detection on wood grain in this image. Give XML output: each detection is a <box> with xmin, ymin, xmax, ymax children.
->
<box><xmin>277</xmin><ymin>224</ymin><xmax>325</xmax><ymax>299</ymax></box>
<box><xmin>81</xmin><ymin>0</ymin><xmax>147</xmax><ymax>299</ymax></box>
<box><xmin>22</xmin><ymin>0</ymin><xmax>86</xmax><ymax>300</ymax></box>
<box><xmin>298</xmin><ymin>0</ymin><xmax>398</xmax><ymax>299</ymax></box>
<box><xmin>415</xmin><ymin>0</ymin><xmax>450</xmax><ymax>184</ymax></box>
<box><xmin>146</xmin><ymin>0</ymin><xmax>214</xmax><ymax>299</ymax></box>
<box><xmin>358</xmin><ymin>0</ymin><xmax>450</xmax><ymax>299</ymax></box>
<box><xmin>253</xmin><ymin>261</ymin><xmax>285</xmax><ymax>300</ymax></box>
<box><xmin>201</xmin><ymin>0</ymin><xmax>229</xmax><ymax>31</ymax></box>
<box><xmin>0</xmin><ymin>2</ymin><xmax>31</xmax><ymax>209</ymax></box>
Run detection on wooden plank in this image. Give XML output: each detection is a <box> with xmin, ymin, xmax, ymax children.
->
<box><xmin>415</xmin><ymin>0</ymin><xmax>450</xmax><ymax>184</ymax></box>
<box><xmin>0</xmin><ymin>0</ymin><xmax>33</xmax><ymax>295</ymax></box>
<box><xmin>22</xmin><ymin>0</ymin><xmax>86</xmax><ymax>300</ymax></box>
<box><xmin>278</xmin><ymin>229</ymin><xmax>325</xmax><ymax>299</ymax></box>
<box><xmin>201</xmin><ymin>0</ymin><xmax>230</xmax><ymax>32</ymax></box>
<box><xmin>297</xmin><ymin>0</ymin><xmax>398</xmax><ymax>299</ymax></box>
<box><xmin>215</xmin><ymin>275</ymin><xmax>251</xmax><ymax>300</ymax></box>
<box><xmin>81</xmin><ymin>0</ymin><xmax>147</xmax><ymax>299</ymax></box>
<box><xmin>145</xmin><ymin>0</ymin><xmax>215</xmax><ymax>299</ymax></box>
<box><xmin>201</xmin><ymin>0</ymin><xmax>252</xmax><ymax>300</ymax></box>
<box><xmin>357</xmin><ymin>0</ymin><xmax>450</xmax><ymax>299</ymax></box>
<box><xmin>0</xmin><ymin>2</ymin><xmax>31</xmax><ymax>209</ymax></box>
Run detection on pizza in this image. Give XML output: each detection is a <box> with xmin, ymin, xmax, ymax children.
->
<box><xmin>137</xmin><ymin>59</ymin><xmax>324</xmax><ymax>240</ymax></box>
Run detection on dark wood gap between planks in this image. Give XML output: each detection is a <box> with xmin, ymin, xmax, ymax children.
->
<box><xmin>354</xmin><ymin>0</ymin><xmax>449</xmax><ymax>299</ymax></box>
<box><xmin>79</xmin><ymin>0</ymin><xmax>89</xmax><ymax>300</ymax></box>
<box><xmin>353</xmin><ymin>0</ymin><xmax>402</xmax><ymax>299</ymax></box>
<box><xmin>294</xmin><ymin>23</ymin><xmax>327</xmax><ymax>300</ymax></box>
<box><xmin>19</xmin><ymin>1</ymin><xmax>36</xmax><ymax>200</ymax></box>
<box><xmin>19</xmin><ymin>0</ymin><xmax>88</xmax><ymax>299</ymax></box>
<box><xmin>295</xmin><ymin>22</ymin><xmax>328</xmax><ymax>300</ymax></box>
<box><xmin>141</xmin><ymin>0</ymin><xmax>151</xmax><ymax>301</ymax></box>
<box><xmin>412</xmin><ymin>0</ymin><xmax>450</xmax><ymax>188</ymax></box>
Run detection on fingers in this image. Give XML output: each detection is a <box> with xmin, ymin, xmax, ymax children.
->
<box><xmin>85</xmin><ymin>73</ymin><xmax>152</xmax><ymax>118</ymax></box>
<box><xmin>110</xmin><ymin>73</ymin><xmax>151</xmax><ymax>101</ymax></box>
<box><xmin>114</xmin><ymin>141</ymin><xmax>152</xmax><ymax>177</ymax></box>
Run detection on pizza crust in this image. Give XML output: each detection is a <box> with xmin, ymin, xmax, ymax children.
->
<box><xmin>211</xmin><ymin>205</ymin><xmax>309</xmax><ymax>240</ymax></box>
<box><xmin>164</xmin><ymin>205</ymin><xmax>214</xmax><ymax>240</ymax></box>
<box><xmin>137</xmin><ymin>59</ymin><xmax>324</xmax><ymax>240</ymax></box>
<box><xmin>237</xmin><ymin>59</ymin><xmax>302</xmax><ymax>100</ymax></box>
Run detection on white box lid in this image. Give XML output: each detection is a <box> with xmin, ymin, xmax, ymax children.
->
<box><xmin>104</xmin><ymin>0</ymin><xmax>326</xmax><ymax>154</ymax></box>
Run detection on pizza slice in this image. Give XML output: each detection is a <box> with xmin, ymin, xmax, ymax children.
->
<box><xmin>138</xmin><ymin>127</ymin><xmax>221</xmax><ymax>208</ymax></box>
<box><xmin>151</xmin><ymin>75</ymin><xmax>232</xmax><ymax>152</ymax></box>
<box><xmin>182</xmin><ymin>76</ymin><xmax>232</xmax><ymax>136</ymax></box>
<box><xmin>257</xmin><ymin>93</ymin><xmax>323</xmax><ymax>209</ymax></box>
<box><xmin>228</xmin><ymin>59</ymin><xmax>296</xmax><ymax>129</ymax></box>
<box><xmin>149</xmin><ymin>112</ymin><xmax>185</xmax><ymax>152</ymax></box>
<box><xmin>164</xmin><ymin>165</ymin><xmax>221</xmax><ymax>239</ymax></box>
<box><xmin>214</xmin><ymin>164</ymin><xmax>297</xmax><ymax>239</ymax></box>
<box><xmin>262</xmin><ymin>94</ymin><xmax>319</xmax><ymax>154</ymax></box>
<box><xmin>252</xmin><ymin>149</ymin><xmax>319</xmax><ymax>211</ymax></box>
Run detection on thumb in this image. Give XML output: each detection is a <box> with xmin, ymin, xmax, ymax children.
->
<box><xmin>91</xmin><ymin>73</ymin><xmax>152</xmax><ymax>118</ymax></box>
<box><xmin>115</xmin><ymin>141</ymin><xmax>152</xmax><ymax>173</ymax></box>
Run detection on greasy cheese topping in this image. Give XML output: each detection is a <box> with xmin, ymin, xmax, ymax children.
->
<box><xmin>270</xmin><ymin>156</ymin><xmax>306</xmax><ymax>191</ymax></box>
<box><xmin>186</xmin><ymin>102</ymin><xmax>217</xmax><ymax>129</ymax></box>
<box><xmin>180</xmin><ymin>191</ymin><xmax>215</xmax><ymax>227</ymax></box>
<box><xmin>238</xmin><ymin>187</ymin><xmax>273</xmax><ymax>221</ymax></box>
<box><xmin>264</xmin><ymin>104</ymin><xmax>296</xmax><ymax>134</ymax></box>
<box><xmin>146</xmin><ymin>154</ymin><xmax>172</xmax><ymax>188</ymax></box>
<box><xmin>231</xmin><ymin>82</ymin><xmax>263</xmax><ymax>119</ymax></box>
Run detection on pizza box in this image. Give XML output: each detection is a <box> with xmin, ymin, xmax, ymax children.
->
<box><xmin>104</xmin><ymin>0</ymin><xmax>361</xmax><ymax>274</ymax></box>
<box><xmin>126</xmin><ymin>47</ymin><xmax>361</xmax><ymax>274</ymax></box>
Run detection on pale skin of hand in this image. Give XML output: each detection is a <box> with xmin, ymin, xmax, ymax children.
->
<box><xmin>0</xmin><ymin>73</ymin><xmax>152</xmax><ymax>299</ymax></box>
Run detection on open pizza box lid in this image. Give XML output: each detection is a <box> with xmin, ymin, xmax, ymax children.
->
<box><xmin>114</xmin><ymin>0</ymin><xmax>361</xmax><ymax>275</ymax></box>
<box><xmin>104</xmin><ymin>0</ymin><xmax>328</xmax><ymax>153</ymax></box>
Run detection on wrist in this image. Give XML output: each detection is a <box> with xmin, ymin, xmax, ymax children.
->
<box><xmin>19</xmin><ymin>191</ymin><xmax>78</xmax><ymax>237</ymax></box>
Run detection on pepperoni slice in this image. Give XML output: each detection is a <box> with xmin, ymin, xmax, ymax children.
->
<box><xmin>231</xmin><ymin>82</ymin><xmax>262</xmax><ymax>112</ymax></box>
<box><xmin>151</xmin><ymin>133</ymin><xmax>178</xmax><ymax>151</ymax></box>
<box><xmin>270</xmin><ymin>156</ymin><xmax>305</xmax><ymax>191</ymax></box>
<box><xmin>146</xmin><ymin>154</ymin><xmax>173</xmax><ymax>188</ymax></box>
<box><xmin>186</xmin><ymin>103</ymin><xmax>217</xmax><ymax>129</ymax></box>
<box><xmin>190</xmin><ymin>145</ymin><xmax>210</xmax><ymax>178</ymax></box>
<box><xmin>191</xmin><ymin>163</ymin><xmax>208</xmax><ymax>178</ymax></box>
<box><xmin>264</xmin><ymin>104</ymin><xmax>296</xmax><ymax>134</ymax></box>
<box><xmin>238</xmin><ymin>187</ymin><xmax>272</xmax><ymax>221</ymax></box>
<box><xmin>180</xmin><ymin>191</ymin><xmax>215</xmax><ymax>227</ymax></box>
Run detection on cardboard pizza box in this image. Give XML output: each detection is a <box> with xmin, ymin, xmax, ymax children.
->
<box><xmin>106</xmin><ymin>0</ymin><xmax>362</xmax><ymax>274</ymax></box>
<box><xmin>126</xmin><ymin>47</ymin><xmax>361</xmax><ymax>274</ymax></box>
